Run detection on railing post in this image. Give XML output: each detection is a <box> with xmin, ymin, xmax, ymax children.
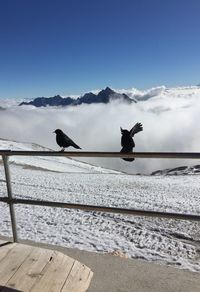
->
<box><xmin>2</xmin><ymin>155</ymin><xmax>18</xmax><ymax>242</ymax></box>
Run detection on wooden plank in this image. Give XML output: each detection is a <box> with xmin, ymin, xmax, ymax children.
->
<box><xmin>4</xmin><ymin>246</ymin><xmax>55</xmax><ymax>292</ymax></box>
<box><xmin>0</xmin><ymin>244</ymin><xmax>33</xmax><ymax>286</ymax></box>
<box><xmin>30</xmin><ymin>251</ymin><xmax>75</xmax><ymax>292</ymax></box>
<box><xmin>0</xmin><ymin>242</ymin><xmax>16</xmax><ymax>262</ymax></box>
<box><xmin>61</xmin><ymin>260</ymin><xmax>93</xmax><ymax>292</ymax></box>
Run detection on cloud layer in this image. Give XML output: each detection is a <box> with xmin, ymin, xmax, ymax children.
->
<box><xmin>0</xmin><ymin>86</ymin><xmax>200</xmax><ymax>174</ymax></box>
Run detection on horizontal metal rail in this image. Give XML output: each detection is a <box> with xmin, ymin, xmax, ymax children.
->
<box><xmin>1</xmin><ymin>150</ymin><xmax>200</xmax><ymax>159</ymax></box>
<box><xmin>0</xmin><ymin>197</ymin><xmax>200</xmax><ymax>222</ymax></box>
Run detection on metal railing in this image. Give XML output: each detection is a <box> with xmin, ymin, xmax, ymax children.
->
<box><xmin>0</xmin><ymin>150</ymin><xmax>200</xmax><ymax>243</ymax></box>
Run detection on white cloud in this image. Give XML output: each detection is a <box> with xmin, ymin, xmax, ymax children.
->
<box><xmin>0</xmin><ymin>86</ymin><xmax>200</xmax><ymax>174</ymax></box>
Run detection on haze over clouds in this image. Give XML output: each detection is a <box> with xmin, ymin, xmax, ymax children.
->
<box><xmin>0</xmin><ymin>86</ymin><xmax>200</xmax><ymax>174</ymax></box>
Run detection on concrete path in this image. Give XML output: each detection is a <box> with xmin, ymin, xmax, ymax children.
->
<box><xmin>62</xmin><ymin>248</ymin><xmax>200</xmax><ymax>292</ymax></box>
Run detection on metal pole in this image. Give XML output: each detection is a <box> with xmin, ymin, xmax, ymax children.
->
<box><xmin>5</xmin><ymin>197</ymin><xmax>200</xmax><ymax>222</ymax></box>
<box><xmin>2</xmin><ymin>155</ymin><xmax>18</xmax><ymax>242</ymax></box>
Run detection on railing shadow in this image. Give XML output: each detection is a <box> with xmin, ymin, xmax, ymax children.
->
<box><xmin>0</xmin><ymin>286</ymin><xmax>22</xmax><ymax>292</ymax></box>
<box><xmin>0</xmin><ymin>242</ymin><xmax>13</xmax><ymax>248</ymax></box>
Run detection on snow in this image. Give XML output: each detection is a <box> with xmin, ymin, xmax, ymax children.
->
<box><xmin>0</xmin><ymin>138</ymin><xmax>120</xmax><ymax>174</ymax></box>
<box><xmin>0</xmin><ymin>138</ymin><xmax>200</xmax><ymax>273</ymax></box>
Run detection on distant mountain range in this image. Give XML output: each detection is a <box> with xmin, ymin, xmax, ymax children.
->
<box><xmin>151</xmin><ymin>165</ymin><xmax>200</xmax><ymax>176</ymax></box>
<box><xmin>19</xmin><ymin>87</ymin><xmax>135</xmax><ymax>107</ymax></box>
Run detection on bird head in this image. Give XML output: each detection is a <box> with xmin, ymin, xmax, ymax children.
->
<box><xmin>54</xmin><ymin>129</ymin><xmax>63</xmax><ymax>134</ymax></box>
<box><xmin>120</xmin><ymin>127</ymin><xmax>129</xmax><ymax>136</ymax></box>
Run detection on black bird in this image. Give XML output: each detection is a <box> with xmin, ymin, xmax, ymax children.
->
<box><xmin>54</xmin><ymin>129</ymin><xmax>81</xmax><ymax>151</ymax></box>
<box><xmin>120</xmin><ymin>122</ymin><xmax>143</xmax><ymax>162</ymax></box>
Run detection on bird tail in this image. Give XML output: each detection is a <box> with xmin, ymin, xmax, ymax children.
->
<box><xmin>73</xmin><ymin>143</ymin><xmax>82</xmax><ymax>149</ymax></box>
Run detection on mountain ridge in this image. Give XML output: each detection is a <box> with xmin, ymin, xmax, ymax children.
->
<box><xmin>19</xmin><ymin>86</ymin><xmax>134</xmax><ymax>107</ymax></box>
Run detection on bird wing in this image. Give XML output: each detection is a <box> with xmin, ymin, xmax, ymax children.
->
<box><xmin>62</xmin><ymin>132</ymin><xmax>75</xmax><ymax>144</ymax></box>
<box><xmin>63</xmin><ymin>133</ymin><xmax>81</xmax><ymax>149</ymax></box>
<box><xmin>129</xmin><ymin>122</ymin><xmax>143</xmax><ymax>137</ymax></box>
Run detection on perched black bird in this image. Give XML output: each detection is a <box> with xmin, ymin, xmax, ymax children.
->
<box><xmin>120</xmin><ymin>122</ymin><xmax>143</xmax><ymax>162</ymax></box>
<box><xmin>54</xmin><ymin>129</ymin><xmax>81</xmax><ymax>151</ymax></box>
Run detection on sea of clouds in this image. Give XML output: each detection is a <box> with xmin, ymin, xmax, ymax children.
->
<box><xmin>0</xmin><ymin>86</ymin><xmax>200</xmax><ymax>174</ymax></box>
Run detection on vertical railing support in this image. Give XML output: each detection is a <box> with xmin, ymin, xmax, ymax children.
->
<box><xmin>2</xmin><ymin>155</ymin><xmax>18</xmax><ymax>242</ymax></box>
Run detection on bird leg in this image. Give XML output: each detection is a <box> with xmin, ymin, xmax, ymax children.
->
<box><xmin>60</xmin><ymin>147</ymin><xmax>65</xmax><ymax>152</ymax></box>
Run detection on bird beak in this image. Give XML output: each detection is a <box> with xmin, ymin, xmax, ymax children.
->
<box><xmin>120</xmin><ymin>127</ymin><xmax>123</xmax><ymax>133</ymax></box>
<box><xmin>53</xmin><ymin>131</ymin><xmax>55</xmax><ymax>133</ymax></box>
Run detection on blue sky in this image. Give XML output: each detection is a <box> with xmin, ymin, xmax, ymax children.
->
<box><xmin>0</xmin><ymin>0</ymin><xmax>200</xmax><ymax>98</ymax></box>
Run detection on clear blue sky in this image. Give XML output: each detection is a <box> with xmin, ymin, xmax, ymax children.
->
<box><xmin>0</xmin><ymin>0</ymin><xmax>200</xmax><ymax>98</ymax></box>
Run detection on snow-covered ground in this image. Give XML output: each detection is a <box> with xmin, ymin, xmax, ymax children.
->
<box><xmin>0</xmin><ymin>139</ymin><xmax>200</xmax><ymax>272</ymax></box>
<box><xmin>0</xmin><ymin>138</ymin><xmax>119</xmax><ymax>174</ymax></box>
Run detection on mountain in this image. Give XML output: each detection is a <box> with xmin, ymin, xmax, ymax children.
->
<box><xmin>19</xmin><ymin>87</ymin><xmax>135</xmax><ymax>107</ymax></box>
<box><xmin>19</xmin><ymin>95</ymin><xmax>74</xmax><ymax>107</ymax></box>
<box><xmin>151</xmin><ymin>165</ymin><xmax>200</xmax><ymax>176</ymax></box>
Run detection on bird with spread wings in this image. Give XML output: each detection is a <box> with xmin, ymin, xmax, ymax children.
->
<box><xmin>120</xmin><ymin>122</ymin><xmax>143</xmax><ymax>162</ymax></box>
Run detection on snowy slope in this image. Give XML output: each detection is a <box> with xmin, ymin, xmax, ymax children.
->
<box><xmin>0</xmin><ymin>138</ymin><xmax>120</xmax><ymax>174</ymax></box>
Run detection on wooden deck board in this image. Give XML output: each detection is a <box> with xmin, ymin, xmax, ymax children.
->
<box><xmin>0</xmin><ymin>241</ymin><xmax>93</xmax><ymax>292</ymax></box>
<box><xmin>0</xmin><ymin>244</ymin><xmax>33</xmax><ymax>286</ymax></box>
<box><xmin>30</xmin><ymin>251</ymin><xmax>75</xmax><ymax>292</ymax></box>
<box><xmin>5</xmin><ymin>248</ymin><xmax>55</xmax><ymax>291</ymax></box>
<box><xmin>0</xmin><ymin>241</ymin><xmax>16</xmax><ymax>262</ymax></box>
<box><xmin>61</xmin><ymin>260</ymin><xmax>93</xmax><ymax>292</ymax></box>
